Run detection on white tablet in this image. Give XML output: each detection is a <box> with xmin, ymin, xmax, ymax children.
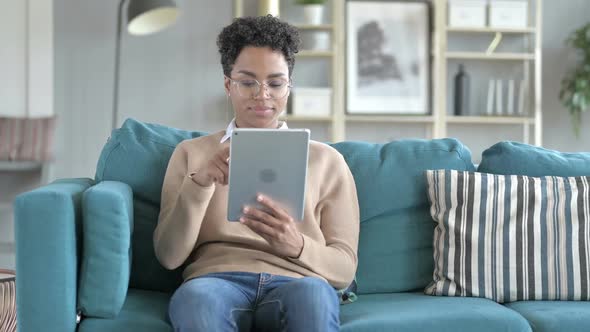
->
<box><xmin>227</xmin><ymin>128</ymin><xmax>310</xmax><ymax>222</ymax></box>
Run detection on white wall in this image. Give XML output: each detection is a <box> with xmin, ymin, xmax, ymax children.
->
<box><xmin>0</xmin><ymin>0</ymin><xmax>54</xmax><ymax>269</ymax></box>
<box><xmin>540</xmin><ymin>0</ymin><xmax>590</xmax><ymax>152</ymax></box>
<box><xmin>52</xmin><ymin>0</ymin><xmax>233</xmax><ymax>180</ymax></box>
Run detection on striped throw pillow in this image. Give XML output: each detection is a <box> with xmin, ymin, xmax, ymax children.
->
<box><xmin>425</xmin><ymin>169</ymin><xmax>590</xmax><ymax>303</ymax></box>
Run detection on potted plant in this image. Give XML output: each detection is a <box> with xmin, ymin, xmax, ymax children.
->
<box><xmin>297</xmin><ymin>0</ymin><xmax>327</xmax><ymax>25</ymax></box>
<box><xmin>559</xmin><ymin>22</ymin><xmax>590</xmax><ymax>137</ymax></box>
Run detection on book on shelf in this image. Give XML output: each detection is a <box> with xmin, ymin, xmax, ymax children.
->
<box><xmin>495</xmin><ymin>79</ymin><xmax>503</xmax><ymax>115</ymax></box>
<box><xmin>486</xmin><ymin>79</ymin><xmax>495</xmax><ymax>116</ymax></box>
<box><xmin>507</xmin><ymin>79</ymin><xmax>515</xmax><ymax>116</ymax></box>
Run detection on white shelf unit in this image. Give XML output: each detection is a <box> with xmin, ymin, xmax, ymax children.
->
<box><xmin>446</xmin><ymin>27</ymin><xmax>536</xmax><ymax>34</ymax></box>
<box><xmin>434</xmin><ymin>0</ymin><xmax>543</xmax><ymax>146</ymax></box>
<box><xmin>280</xmin><ymin>115</ymin><xmax>333</xmax><ymax>122</ymax></box>
<box><xmin>346</xmin><ymin>115</ymin><xmax>435</xmax><ymax>124</ymax></box>
<box><xmin>445</xmin><ymin>52</ymin><xmax>535</xmax><ymax>61</ymax></box>
<box><xmin>233</xmin><ymin>1</ymin><xmax>435</xmax><ymax>142</ymax></box>
<box><xmin>294</xmin><ymin>23</ymin><xmax>333</xmax><ymax>31</ymax></box>
<box><xmin>446</xmin><ymin>116</ymin><xmax>535</xmax><ymax>125</ymax></box>
<box><xmin>296</xmin><ymin>50</ymin><xmax>334</xmax><ymax>57</ymax></box>
<box><xmin>233</xmin><ymin>0</ymin><xmax>542</xmax><ymax>144</ymax></box>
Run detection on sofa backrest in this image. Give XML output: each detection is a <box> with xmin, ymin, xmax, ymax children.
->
<box><xmin>95</xmin><ymin>119</ymin><xmax>206</xmax><ymax>292</ymax></box>
<box><xmin>331</xmin><ymin>139</ymin><xmax>475</xmax><ymax>294</ymax></box>
<box><xmin>478</xmin><ymin>141</ymin><xmax>590</xmax><ymax>176</ymax></box>
<box><xmin>95</xmin><ymin>119</ymin><xmax>476</xmax><ymax>294</ymax></box>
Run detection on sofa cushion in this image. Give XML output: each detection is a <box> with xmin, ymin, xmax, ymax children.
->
<box><xmin>78</xmin><ymin>288</ymin><xmax>172</xmax><ymax>332</ymax></box>
<box><xmin>340</xmin><ymin>292</ymin><xmax>531</xmax><ymax>332</ymax></box>
<box><xmin>96</xmin><ymin>119</ymin><xmax>206</xmax><ymax>204</ymax></box>
<box><xmin>425</xmin><ymin>169</ymin><xmax>590</xmax><ymax>302</ymax></box>
<box><xmin>79</xmin><ymin>290</ymin><xmax>533</xmax><ymax>332</ymax></box>
<box><xmin>95</xmin><ymin>118</ymin><xmax>206</xmax><ymax>292</ymax></box>
<box><xmin>79</xmin><ymin>181</ymin><xmax>134</xmax><ymax>318</ymax></box>
<box><xmin>331</xmin><ymin>139</ymin><xmax>475</xmax><ymax>294</ymax></box>
<box><xmin>478</xmin><ymin>141</ymin><xmax>590</xmax><ymax>176</ymax></box>
<box><xmin>505</xmin><ymin>301</ymin><xmax>590</xmax><ymax>332</ymax></box>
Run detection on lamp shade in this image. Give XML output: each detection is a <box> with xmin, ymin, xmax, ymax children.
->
<box><xmin>127</xmin><ymin>0</ymin><xmax>179</xmax><ymax>35</ymax></box>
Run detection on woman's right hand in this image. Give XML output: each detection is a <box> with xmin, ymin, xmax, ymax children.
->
<box><xmin>191</xmin><ymin>145</ymin><xmax>230</xmax><ymax>187</ymax></box>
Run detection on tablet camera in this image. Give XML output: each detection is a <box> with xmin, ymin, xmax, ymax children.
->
<box><xmin>259</xmin><ymin>169</ymin><xmax>277</xmax><ymax>183</ymax></box>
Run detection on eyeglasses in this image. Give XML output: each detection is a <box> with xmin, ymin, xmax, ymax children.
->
<box><xmin>226</xmin><ymin>76</ymin><xmax>292</xmax><ymax>100</ymax></box>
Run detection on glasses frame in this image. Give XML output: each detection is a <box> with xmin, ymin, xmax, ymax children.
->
<box><xmin>225</xmin><ymin>75</ymin><xmax>293</xmax><ymax>100</ymax></box>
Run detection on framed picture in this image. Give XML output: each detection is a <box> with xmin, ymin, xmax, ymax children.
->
<box><xmin>346</xmin><ymin>1</ymin><xmax>430</xmax><ymax>114</ymax></box>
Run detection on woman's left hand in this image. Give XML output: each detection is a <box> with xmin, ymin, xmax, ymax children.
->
<box><xmin>240</xmin><ymin>194</ymin><xmax>304</xmax><ymax>258</ymax></box>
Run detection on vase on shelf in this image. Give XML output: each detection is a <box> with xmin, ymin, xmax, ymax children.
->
<box><xmin>453</xmin><ymin>64</ymin><xmax>470</xmax><ymax>116</ymax></box>
<box><xmin>303</xmin><ymin>5</ymin><xmax>323</xmax><ymax>25</ymax></box>
<box><xmin>297</xmin><ymin>0</ymin><xmax>326</xmax><ymax>25</ymax></box>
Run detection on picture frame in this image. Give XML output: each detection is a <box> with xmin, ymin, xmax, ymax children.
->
<box><xmin>346</xmin><ymin>0</ymin><xmax>431</xmax><ymax>115</ymax></box>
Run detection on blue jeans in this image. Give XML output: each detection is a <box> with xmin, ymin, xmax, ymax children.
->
<box><xmin>168</xmin><ymin>272</ymin><xmax>340</xmax><ymax>332</ymax></box>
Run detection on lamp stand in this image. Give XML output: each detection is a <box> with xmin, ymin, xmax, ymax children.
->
<box><xmin>112</xmin><ymin>0</ymin><xmax>126</xmax><ymax>131</ymax></box>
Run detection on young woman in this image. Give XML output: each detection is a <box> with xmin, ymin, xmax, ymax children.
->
<box><xmin>154</xmin><ymin>15</ymin><xmax>359</xmax><ymax>332</ymax></box>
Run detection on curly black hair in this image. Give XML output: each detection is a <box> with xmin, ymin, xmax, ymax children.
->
<box><xmin>217</xmin><ymin>15</ymin><xmax>300</xmax><ymax>78</ymax></box>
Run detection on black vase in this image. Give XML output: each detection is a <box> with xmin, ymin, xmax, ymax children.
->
<box><xmin>453</xmin><ymin>64</ymin><xmax>470</xmax><ymax>116</ymax></box>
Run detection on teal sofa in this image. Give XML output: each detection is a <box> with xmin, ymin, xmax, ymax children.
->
<box><xmin>14</xmin><ymin>119</ymin><xmax>590</xmax><ymax>332</ymax></box>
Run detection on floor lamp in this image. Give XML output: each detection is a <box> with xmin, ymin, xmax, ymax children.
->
<box><xmin>112</xmin><ymin>0</ymin><xmax>180</xmax><ymax>131</ymax></box>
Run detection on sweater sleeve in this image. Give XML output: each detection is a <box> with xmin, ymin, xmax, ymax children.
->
<box><xmin>289</xmin><ymin>152</ymin><xmax>360</xmax><ymax>289</ymax></box>
<box><xmin>153</xmin><ymin>141</ymin><xmax>216</xmax><ymax>270</ymax></box>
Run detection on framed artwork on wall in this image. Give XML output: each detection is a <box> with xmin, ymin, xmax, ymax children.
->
<box><xmin>346</xmin><ymin>0</ymin><xmax>431</xmax><ymax>115</ymax></box>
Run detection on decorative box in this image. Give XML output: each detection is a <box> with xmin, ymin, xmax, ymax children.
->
<box><xmin>448</xmin><ymin>0</ymin><xmax>487</xmax><ymax>28</ymax></box>
<box><xmin>292</xmin><ymin>87</ymin><xmax>332</xmax><ymax>117</ymax></box>
<box><xmin>489</xmin><ymin>1</ymin><xmax>528</xmax><ymax>29</ymax></box>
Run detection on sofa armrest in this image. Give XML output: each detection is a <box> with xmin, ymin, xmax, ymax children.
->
<box><xmin>14</xmin><ymin>178</ymin><xmax>95</xmax><ymax>332</ymax></box>
<box><xmin>79</xmin><ymin>180</ymin><xmax>133</xmax><ymax>318</ymax></box>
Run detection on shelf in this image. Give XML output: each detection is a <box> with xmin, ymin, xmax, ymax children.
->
<box><xmin>446</xmin><ymin>116</ymin><xmax>534</xmax><ymax>125</ymax></box>
<box><xmin>294</xmin><ymin>24</ymin><xmax>333</xmax><ymax>31</ymax></box>
<box><xmin>346</xmin><ymin>115</ymin><xmax>435</xmax><ymax>123</ymax></box>
<box><xmin>446</xmin><ymin>27</ymin><xmax>536</xmax><ymax>34</ymax></box>
<box><xmin>281</xmin><ymin>115</ymin><xmax>332</xmax><ymax>122</ymax></box>
<box><xmin>297</xmin><ymin>50</ymin><xmax>333</xmax><ymax>57</ymax></box>
<box><xmin>446</xmin><ymin>52</ymin><xmax>535</xmax><ymax>60</ymax></box>
<box><xmin>0</xmin><ymin>161</ymin><xmax>43</xmax><ymax>172</ymax></box>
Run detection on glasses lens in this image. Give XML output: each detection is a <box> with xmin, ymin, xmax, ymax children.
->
<box><xmin>235</xmin><ymin>79</ymin><xmax>290</xmax><ymax>99</ymax></box>
<box><xmin>267</xmin><ymin>80</ymin><xmax>289</xmax><ymax>99</ymax></box>
<box><xmin>236</xmin><ymin>80</ymin><xmax>258</xmax><ymax>98</ymax></box>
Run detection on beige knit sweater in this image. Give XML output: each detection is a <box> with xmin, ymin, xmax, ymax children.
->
<box><xmin>154</xmin><ymin>131</ymin><xmax>359</xmax><ymax>289</ymax></box>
